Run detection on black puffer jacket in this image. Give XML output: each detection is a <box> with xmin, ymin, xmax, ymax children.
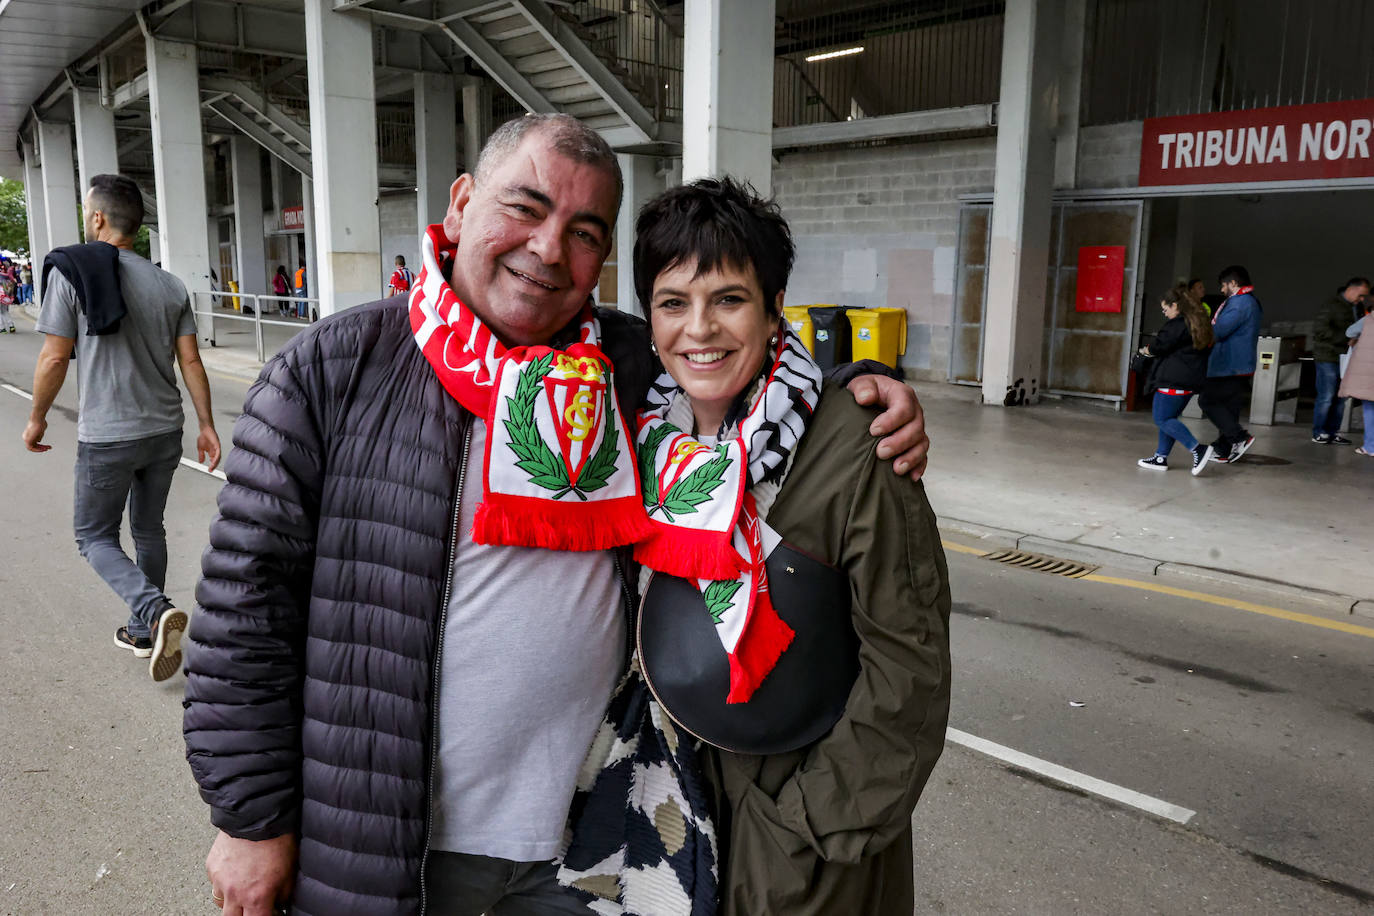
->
<box><xmin>183</xmin><ymin>296</ymin><xmax>653</xmax><ymax>916</ymax></box>
<box><xmin>1146</xmin><ymin>316</ymin><xmax>1211</xmax><ymax>392</ymax></box>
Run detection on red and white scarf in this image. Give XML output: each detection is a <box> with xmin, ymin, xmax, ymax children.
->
<box><xmin>409</xmin><ymin>225</ymin><xmax>651</xmax><ymax>551</ymax></box>
<box><xmin>635</xmin><ymin>325</ymin><xmax>823</xmax><ymax>703</ymax></box>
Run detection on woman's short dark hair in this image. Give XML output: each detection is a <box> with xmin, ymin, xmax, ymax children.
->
<box><xmin>633</xmin><ymin>177</ymin><xmax>794</xmax><ymax>315</ymax></box>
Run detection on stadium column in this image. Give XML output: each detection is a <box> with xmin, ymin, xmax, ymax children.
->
<box><xmin>21</xmin><ymin>138</ymin><xmax>50</xmax><ymax>301</ymax></box>
<box><xmin>231</xmin><ymin>136</ymin><xmax>268</xmax><ymax>297</ymax></box>
<box><xmin>72</xmin><ymin>88</ymin><xmax>119</xmax><ymax>198</ymax></box>
<box><xmin>614</xmin><ymin>154</ymin><xmax>664</xmax><ymax>318</ymax></box>
<box><xmin>37</xmin><ymin>120</ymin><xmax>80</xmax><ymax>250</ymax></box>
<box><xmin>415</xmin><ymin>72</ymin><xmax>457</xmax><ymax>238</ymax></box>
<box><xmin>681</xmin><ymin>0</ymin><xmax>775</xmax><ymax>193</ymax></box>
<box><xmin>981</xmin><ymin>0</ymin><xmax>1062</xmax><ymax>407</ymax></box>
<box><xmin>146</xmin><ymin>36</ymin><xmax>212</xmax><ymax>296</ymax></box>
<box><xmin>303</xmin><ymin>0</ymin><xmax>381</xmax><ymax>315</ymax></box>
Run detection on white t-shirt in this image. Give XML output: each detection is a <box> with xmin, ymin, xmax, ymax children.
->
<box><xmin>429</xmin><ymin>420</ymin><xmax>625</xmax><ymax>861</ymax></box>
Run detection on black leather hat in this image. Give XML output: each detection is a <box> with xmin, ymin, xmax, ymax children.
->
<box><xmin>637</xmin><ymin>542</ymin><xmax>859</xmax><ymax>755</ymax></box>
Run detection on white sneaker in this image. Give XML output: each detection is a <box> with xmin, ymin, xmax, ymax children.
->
<box><xmin>1137</xmin><ymin>455</ymin><xmax>1168</xmax><ymax>471</ymax></box>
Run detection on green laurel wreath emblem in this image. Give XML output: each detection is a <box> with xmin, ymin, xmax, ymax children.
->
<box><xmin>503</xmin><ymin>354</ymin><xmax>621</xmax><ymax>501</ymax></box>
<box><xmin>638</xmin><ymin>424</ymin><xmax>732</xmax><ymax>523</ymax></box>
<box><xmin>702</xmin><ymin>579</ymin><xmax>743</xmax><ymax>625</ymax></box>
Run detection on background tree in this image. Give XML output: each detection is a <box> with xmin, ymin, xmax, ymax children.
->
<box><xmin>0</xmin><ymin>178</ymin><xmax>31</xmax><ymax>256</ymax></box>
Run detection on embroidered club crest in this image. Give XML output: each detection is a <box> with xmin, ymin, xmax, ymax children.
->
<box><xmin>503</xmin><ymin>353</ymin><xmax>622</xmax><ymax>501</ymax></box>
<box><xmin>543</xmin><ymin>354</ymin><xmax>608</xmax><ymax>487</ymax></box>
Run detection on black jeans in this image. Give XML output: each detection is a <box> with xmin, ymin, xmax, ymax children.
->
<box><xmin>1199</xmin><ymin>375</ymin><xmax>1251</xmax><ymax>451</ymax></box>
<box><xmin>424</xmin><ymin>851</ymin><xmax>596</xmax><ymax>916</ymax></box>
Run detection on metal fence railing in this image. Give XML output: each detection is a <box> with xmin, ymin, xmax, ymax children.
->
<box><xmin>192</xmin><ymin>290</ymin><xmax>320</xmax><ymax>362</ymax></box>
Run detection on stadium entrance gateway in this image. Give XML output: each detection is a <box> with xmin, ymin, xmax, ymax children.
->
<box><xmin>951</xmin><ymin>97</ymin><xmax>1374</xmax><ymax>404</ymax></box>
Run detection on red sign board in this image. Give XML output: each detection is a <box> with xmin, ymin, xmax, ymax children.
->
<box><xmin>282</xmin><ymin>205</ymin><xmax>305</xmax><ymax>230</ymax></box>
<box><xmin>1139</xmin><ymin>98</ymin><xmax>1374</xmax><ymax>187</ymax></box>
<box><xmin>1075</xmin><ymin>246</ymin><xmax>1125</xmax><ymax>313</ymax></box>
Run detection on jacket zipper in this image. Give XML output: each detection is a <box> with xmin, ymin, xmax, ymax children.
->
<box><xmin>419</xmin><ymin>417</ymin><xmax>472</xmax><ymax>916</ymax></box>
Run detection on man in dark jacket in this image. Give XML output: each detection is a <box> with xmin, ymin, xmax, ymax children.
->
<box><xmin>1310</xmin><ymin>277</ymin><xmax>1368</xmax><ymax>444</ymax></box>
<box><xmin>1199</xmin><ymin>264</ymin><xmax>1263</xmax><ymax>466</ymax></box>
<box><xmin>185</xmin><ymin>114</ymin><xmax>930</xmax><ymax>916</ymax></box>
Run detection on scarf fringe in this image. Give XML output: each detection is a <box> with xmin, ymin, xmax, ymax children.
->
<box><xmin>726</xmin><ymin>602</ymin><xmax>796</xmax><ymax>705</ymax></box>
<box><xmin>633</xmin><ymin>525</ymin><xmax>744</xmax><ymax>581</ymax></box>
<box><xmin>475</xmin><ymin>493</ymin><xmax>654</xmax><ymax>552</ymax></box>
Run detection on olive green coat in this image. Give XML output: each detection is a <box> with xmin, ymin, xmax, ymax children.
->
<box><xmin>702</xmin><ymin>385</ymin><xmax>952</xmax><ymax>916</ymax></box>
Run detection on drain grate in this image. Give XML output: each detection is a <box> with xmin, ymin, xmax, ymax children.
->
<box><xmin>980</xmin><ymin>549</ymin><xmax>1098</xmax><ymax>579</ymax></box>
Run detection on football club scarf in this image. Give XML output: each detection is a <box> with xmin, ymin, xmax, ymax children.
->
<box><xmin>635</xmin><ymin>325</ymin><xmax>823</xmax><ymax>703</ymax></box>
<box><xmin>409</xmin><ymin>224</ymin><xmax>651</xmax><ymax>551</ymax></box>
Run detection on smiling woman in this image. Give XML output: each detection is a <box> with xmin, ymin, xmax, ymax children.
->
<box><xmin>561</xmin><ymin>178</ymin><xmax>953</xmax><ymax>916</ymax></box>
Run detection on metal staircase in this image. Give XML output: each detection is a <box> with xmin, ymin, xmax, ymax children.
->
<box><xmin>356</xmin><ymin>0</ymin><xmax>681</xmax><ymax>149</ymax></box>
<box><xmin>201</xmin><ymin>76</ymin><xmax>314</xmax><ymax>177</ymax></box>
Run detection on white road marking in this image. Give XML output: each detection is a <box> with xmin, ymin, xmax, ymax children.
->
<box><xmin>946</xmin><ymin>727</ymin><xmax>1197</xmax><ymax>824</ymax></box>
<box><xmin>3</xmin><ymin>382</ymin><xmax>228</xmax><ymax>481</ymax></box>
<box><xmin>179</xmin><ymin>457</ymin><xmax>227</xmax><ymax>481</ymax></box>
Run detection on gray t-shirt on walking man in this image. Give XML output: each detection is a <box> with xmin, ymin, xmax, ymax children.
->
<box><xmin>36</xmin><ymin>249</ymin><xmax>197</xmax><ymax>443</ymax></box>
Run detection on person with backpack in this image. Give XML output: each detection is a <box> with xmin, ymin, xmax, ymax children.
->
<box><xmin>1137</xmin><ymin>284</ymin><xmax>1215</xmax><ymax>475</ymax></box>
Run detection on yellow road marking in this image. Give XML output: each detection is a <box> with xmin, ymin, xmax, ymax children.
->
<box><xmin>939</xmin><ymin>539</ymin><xmax>1374</xmax><ymax>639</ymax></box>
<box><xmin>206</xmin><ymin>368</ymin><xmax>254</xmax><ymax>386</ymax></box>
<box><xmin>1082</xmin><ymin>573</ymin><xmax>1374</xmax><ymax>639</ymax></box>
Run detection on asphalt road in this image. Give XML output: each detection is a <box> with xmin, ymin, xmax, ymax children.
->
<box><xmin>0</xmin><ymin>313</ymin><xmax>1370</xmax><ymax>914</ymax></box>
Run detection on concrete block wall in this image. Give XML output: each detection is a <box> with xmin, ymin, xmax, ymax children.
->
<box><xmin>773</xmin><ymin>136</ymin><xmax>997</xmax><ymax>381</ymax></box>
<box><xmin>379</xmin><ymin>190</ymin><xmax>419</xmax><ymax>296</ymax></box>
<box><xmin>1076</xmin><ymin>122</ymin><xmax>1144</xmax><ymax>189</ymax></box>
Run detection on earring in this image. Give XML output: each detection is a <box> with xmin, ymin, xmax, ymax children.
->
<box><xmin>770</xmin><ymin>333</ymin><xmax>778</xmax><ymax>347</ymax></box>
<box><xmin>650</xmin><ymin>339</ymin><xmax>658</xmax><ymax>355</ymax></box>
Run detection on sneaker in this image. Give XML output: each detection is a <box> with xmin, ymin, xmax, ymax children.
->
<box><xmin>148</xmin><ymin>605</ymin><xmax>189</xmax><ymax>682</ymax></box>
<box><xmin>1204</xmin><ymin>444</ymin><xmax>1226</xmax><ymax>466</ymax></box>
<box><xmin>1329</xmin><ymin>434</ymin><xmax>1352</xmax><ymax>445</ymax></box>
<box><xmin>1137</xmin><ymin>454</ymin><xmax>1168</xmax><ymax>471</ymax></box>
<box><xmin>114</xmin><ymin>627</ymin><xmax>153</xmax><ymax>658</ymax></box>
<box><xmin>1190</xmin><ymin>444</ymin><xmax>1210</xmax><ymax>476</ymax></box>
<box><xmin>1229</xmin><ymin>435</ymin><xmax>1256</xmax><ymax>463</ymax></box>
<box><xmin>1312</xmin><ymin>433</ymin><xmax>1333</xmax><ymax>444</ymax></box>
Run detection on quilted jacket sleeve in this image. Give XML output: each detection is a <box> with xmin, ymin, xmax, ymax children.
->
<box><xmin>183</xmin><ymin>347</ymin><xmax>327</xmax><ymax>841</ymax></box>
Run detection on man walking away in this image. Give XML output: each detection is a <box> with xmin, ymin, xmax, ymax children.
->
<box><xmin>387</xmin><ymin>255</ymin><xmax>414</xmax><ymax>297</ymax></box>
<box><xmin>22</xmin><ymin>173</ymin><xmax>221</xmax><ymax>682</ymax></box>
<box><xmin>1310</xmin><ymin>277</ymin><xmax>1368</xmax><ymax>444</ymax></box>
<box><xmin>1199</xmin><ymin>265</ymin><xmax>1263</xmax><ymax>466</ymax></box>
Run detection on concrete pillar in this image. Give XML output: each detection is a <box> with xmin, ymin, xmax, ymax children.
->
<box><xmin>304</xmin><ymin>0</ymin><xmax>382</xmax><ymax>314</ymax></box>
<box><xmin>37</xmin><ymin>120</ymin><xmax>80</xmax><ymax>249</ymax></box>
<box><xmin>461</xmin><ymin>77</ymin><xmax>493</xmax><ymax>174</ymax></box>
<box><xmin>231</xmin><ymin>136</ymin><xmax>268</xmax><ymax>295</ymax></box>
<box><xmin>614</xmin><ymin>153</ymin><xmax>665</xmax><ymax>317</ymax></box>
<box><xmin>681</xmin><ymin>0</ymin><xmax>775</xmax><ymax>193</ymax></box>
<box><xmin>301</xmin><ymin>174</ymin><xmax>319</xmax><ymax>310</ymax></box>
<box><xmin>147</xmin><ymin>228</ymin><xmax>160</xmax><ymax>263</ymax></box>
<box><xmin>72</xmin><ymin>88</ymin><xmax>120</xmax><ymax>196</ymax></box>
<box><xmin>21</xmin><ymin>138</ymin><xmax>50</xmax><ymax>302</ymax></box>
<box><xmin>415</xmin><ymin>72</ymin><xmax>458</xmax><ymax>235</ymax></box>
<box><xmin>146</xmin><ymin>37</ymin><xmax>212</xmax><ymax>295</ymax></box>
<box><xmin>981</xmin><ymin>0</ymin><xmax>1062</xmax><ymax>407</ymax></box>
<box><xmin>1053</xmin><ymin>0</ymin><xmax>1087</xmax><ymax>189</ymax></box>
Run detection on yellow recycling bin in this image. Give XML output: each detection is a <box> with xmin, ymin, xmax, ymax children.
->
<box><xmin>847</xmin><ymin>308</ymin><xmax>907</xmax><ymax>369</ymax></box>
<box><xmin>782</xmin><ymin>305</ymin><xmax>815</xmax><ymax>354</ymax></box>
